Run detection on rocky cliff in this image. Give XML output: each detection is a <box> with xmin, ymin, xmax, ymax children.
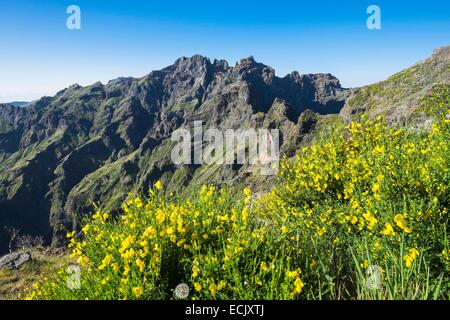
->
<box><xmin>0</xmin><ymin>55</ymin><xmax>349</xmax><ymax>251</ymax></box>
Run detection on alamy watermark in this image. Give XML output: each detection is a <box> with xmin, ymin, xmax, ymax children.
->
<box><xmin>174</xmin><ymin>283</ymin><xmax>190</xmax><ymax>299</ymax></box>
<box><xmin>367</xmin><ymin>5</ymin><xmax>382</xmax><ymax>30</ymax></box>
<box><xmin>65</xmin><ymin>5</ymin><xmax>380</xmax><ymax>31</ymax></box>
<box><xmin>366</xmin><ymin>265</ymin><xmax>382</xmax><ymax>290</ymax></box>
<box><xmin>171</xmin><ymin>121</ymin><xmax>280</xmax><ymax>176</ymax></box>
<box><xmin>66</xmin><ymin>5</ymin><xmax>81</xmax><ymax>30</ymax></box>
<box><xmin>66</xmin><ymin>265</ymin><xmax>81</xmax><ymax>290</ymax></box>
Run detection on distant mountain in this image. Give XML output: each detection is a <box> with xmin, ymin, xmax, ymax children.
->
<box><xmin>4</xmin><ymin>101</ymin><xmax>30</xmax><ymax>107</ymax></box>
<box><xmin>0</xmin><ymin>55</ymin><xmax>349</xmax><ymax>252</ymax></box>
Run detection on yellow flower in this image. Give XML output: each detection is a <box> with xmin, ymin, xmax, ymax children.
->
<box><xmin>372</xmin><ymin>183</ymin><xmax>380</xmax><ymax>194</ymax></box>
<box><xmin>77</xmin><ymin>256</ymin><xmax>89</xmax><ymax>267</ymax></box>
<box><xmin>260</xmin><ymin>261</ymin><xmax>269</xmax><ymax>273</ymax></box>
<box><xmin>241</xmin><ymin>207</ymin><xmax>249</xmax><ymax>223</ymax></box>
<box><xmin>119</xmin><ymin>235</ymin><xmax>135</xmax><ymax>253</ymax></box>
<box><xmin>82</xmin><ymin>224</ymin><xmax>90</xmax><ymax>234</ymax></box>
<box><xmin>139</xmin><ymin>240</ymin><xmax>148</xmax><ymax>248</ymax></box>
<box><xmin>293</xmin><ymin>277</ymin><xmax>304</xmax><ymax>294</ymax></box>
<box><xmin>287</xmin><ymin>270</ymin><xmax>298</xmax><ymax>278</ymax></box>
<box><xmin>373</xmin><ymin>145</ymin><xmax>385</xmax><ymax>154</ymax></box>
<box><xmin>154</xmin><ymin>180</ymin><xmax>162</xmax><ymax>190</ymax></box>
<box><xmin>133</xmin><ymin>287</ymin><xmax>143</xmax><ymax>298</ymax></box>
<box><xmin>194</xmin><ymin>283</ymin><xmax>202</xmax><ymax>292</ymax></box>
<box><xmin>143</xmin><ymin>227</ymin><xmax>156</xmax><ymax>238</ymax></box>
<box><xmin>209</xmin><ymin>283</ymin><xmax>218</xmax><ymax>297</ymax></box>
<box><xmin>404</xmin><ymin>256</ymin><xmax>414</xmax><ymax>268</ymax></box>
<box><xmin>166</xmin><ymin>227</ymin><xmax>175</xmax><ymax>236</ymax></box>
<box><xmin>317</xmin><ymin>226</ymin><xmax>326</xmax><ymax>237</ymax></box>
<box><xmin>156</xmin><ymin>210</ymin><xmax>166</xmax><ymax>224</ymax></box>
<box><xmin>403</xmin><ymin>248</ymin><xmax>419</xmax><ymax>268</ymax></box>
<box><xmin>98</xmin><ymin>255</ymin><xmax>113</xmax><ymax>270</ymax></box>
<box><xmin>217</xmin><ymin>281</ymin><xmax>226</xmax><ymax>291</ymax></box>
<box><xmin>363</xmin><ymin>212</ymin><xmax>377</xmax><ymax>230</ymax></box>
<box><xmin>192</xmin><ymin>266</ymin><xmax>199</xmax><ymax>278</ymax></box>
<box><xmin>134</xmin><ymin>197</ymin><xmax>143</xmax><ymax>208</ymax></box>
<box><xmin>136</xmin><ymin>258</ymin><xmax>145</xmax><ymax>272</ymax></box>
<box><xmin>409</xmin><ymin>248</ymin><xmax>419</xmax><ymax>259</ymax></box>
<box><xmin>243</xmin><ymin>188</ymin><xmax>252</xmax><ymax>196</ymax></box>
<box><xmin>394</xmin><ymin>214</ymin><xmax>412</xmax><ymax>233</ymax></box>
<box><xmin>121</xmin><ymin>248</ymin><xmax>136</xmax><ymax>261</ymax></box>
<box><xmin>112</xmin><ymin>263</ymin><xmax>119</xmax><ymax>273</ymax></box>
<box><xmin>382</xmin><ymin>223</ymin><xmax>395</xmax><ymax>236</ymax></box>
<box><xmin>360</xmin><ymin>259</ymin><xmax>369</xmax><ymax>269</ymax></box>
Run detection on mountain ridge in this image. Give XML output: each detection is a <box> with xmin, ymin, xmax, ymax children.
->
<box><xmin>0</xmin><ymin>55</ymin><xmax>349</xmax><ymax>252</ymax></box>
<box><xmin>341</xmin><ymin>45</ymin><xmax>450</xmax><ymax>122</ymax></box>
<box><xmin>0</xmin><ymin>47</ymin><xmax>449</xmax><ymax>253</ymax></box>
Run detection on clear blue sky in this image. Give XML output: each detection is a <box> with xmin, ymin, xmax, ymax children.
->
<box><xmin>0</xmin><ymin>0</ymin><xmax>449</xmax><ymax>102</ymax></box>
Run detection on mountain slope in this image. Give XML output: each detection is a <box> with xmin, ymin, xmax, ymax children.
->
<box><xmin>341</xmin><ymin>46</ymin><xmax>450</xmax><ymax>123</ymax></box>
<box><xmin>0</xmin><ymin>55</ymin><xmax>349</xmax><ymax>251</ymax></box>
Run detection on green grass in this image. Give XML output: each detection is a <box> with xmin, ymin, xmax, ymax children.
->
<box><xmin>0</xmin><ymin>248</ymin><xmax>69</xmax><ymax>300</ymax></box>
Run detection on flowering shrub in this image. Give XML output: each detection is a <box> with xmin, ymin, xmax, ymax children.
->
<box><xmin>25</xmin><ymin>111</ymin><xmax>449</xmax><ymax>300</ymax></box>
<box><xmin>26</xmin><ymin>184</ymin><xmax>303</xmax><ymax>300</ymax></box>
<box><xmin>257</xmin><ymin>113</ymin><xmax>450</xmax><ymax>299</ymax></box>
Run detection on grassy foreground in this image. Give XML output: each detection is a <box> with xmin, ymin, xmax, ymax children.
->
<box><xmin>24</xmin><ymin>109</ymin><xmax>450</xmax><ymax>300</ymax></box>
<box><xmin>0</xmin><ymin>249</ymin><xmax>68</xmax><ymax>300</ymax></box>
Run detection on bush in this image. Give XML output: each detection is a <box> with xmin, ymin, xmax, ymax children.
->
<box><xmin>25</xmin><ymin>111</ymin><xmax>450</xmax><ymax>300</ymax></box>
<box><xmin>257</xmin><ymin>114</ymin><xmax>450</xmax><ymax>299</ymax></box>
<box><xmin>25</xmin><ymin>184</ymin><xmax>304</xmax><ymax>300</ymax></box>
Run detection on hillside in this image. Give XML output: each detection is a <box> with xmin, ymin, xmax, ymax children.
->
<box><xmin>0</xmin><ymin>55</ymin><xmax>349</xmax><ymax>252</ymax></box>
<box><xmin>0</xmin><ymin>46</ymin><xmax>449</xmax><ymax>300</ymax></box>
<box><xmin>1</xmin><ymin>47</ymin><xmax>449</xmax><ymax>255</ymax></box>
<box><xmin>25</xmin><ymin>86</ymin><xmax>450</xmax><ymax>300</ymax></box>
<box><xmin>341</xmin><ymin>46</ymin><xmax>450</xmax><ymax>123</ymax></box>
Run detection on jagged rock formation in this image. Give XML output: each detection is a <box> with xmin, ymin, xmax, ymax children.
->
<box><xmin>0</xmin><ymin>55</ymin><xmax>349</xmax><ymax>251</ymax></box>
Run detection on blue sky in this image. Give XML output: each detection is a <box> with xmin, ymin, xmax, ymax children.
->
<box><xmin>0</xmin><ymin>0</ymin><xmax>449</xmax><ymax>102</ymax></box>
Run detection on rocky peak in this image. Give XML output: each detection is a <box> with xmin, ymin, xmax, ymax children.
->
<box><xmin>431</xmin><ymin>46</ymin><xmax>450</xmax><ymax>62</ymax></box>
<box><xmin>0</xmin><ymin>54</ymin><xmax>352</xmax><ymax>252</ymax></box>
<box><xmin>288</xmin><ymin>71</ymin><xmax>302</xmax><ymax>81</ymax></box>
<box><xmin>107</xmin><ymin>77</ymin><xmax>134</xmax><ymax>86</ymax></box>
<box><xmin>160</xmin><ymin>55</ymin><xmax>215</xmax><ymax>110</ymax></box>
<box><xmin>172</xmin><ymin>55</ymin><xmax>212</xmax><ymax>72</ymax></box>
<box><xmin>237</xmin><ymin>56</ymin><xmax>257</xmax><ymax>67</ymax></box>
<box><xmin>234</xmin><ymin>56</ymin><xmax>274</xmax><ymax>75</ymax></box>
<box><xmin>213</xmin><ymin>59</ymin><xmax>230</xmax><ymax>73</ymax></box>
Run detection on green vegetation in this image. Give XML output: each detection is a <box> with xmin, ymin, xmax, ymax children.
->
<box><xmin>0</xmin><ymin>249</ymin><xmax>68</xmax><ymax>300</ymax></box>
<box><xmin>343</xmin><ymin>51</ymin><xmax>449</xmax><ymax>120</ymax></box>
<box><xmin>415</xmin><ymin>85</ymin><xmax>450</xmax><ymax>117</ymax></box>
<box><xmin>24</xmin><ymin>103</ymin><xmax>450</xmax><ymax>299</ymax></box>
